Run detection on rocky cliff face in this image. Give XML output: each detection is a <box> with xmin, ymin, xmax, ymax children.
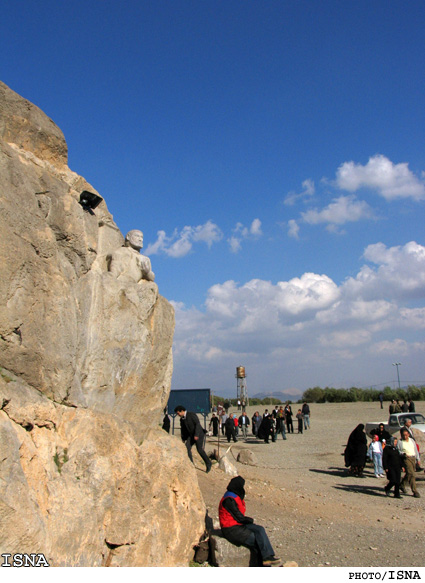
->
<box><xmin>0</xmin><ymin>81</ymin><xmax>206</xmax><ymax>566</ymax></box>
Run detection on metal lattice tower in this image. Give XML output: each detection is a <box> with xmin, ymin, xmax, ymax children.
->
<box><xmin>236</xmin><ymin>366</ymin><xmax>248</xmax><ymax>410</ymax></box>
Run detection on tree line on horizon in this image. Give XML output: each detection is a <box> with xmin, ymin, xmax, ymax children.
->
<box><xmin>299</xmin><ymin>385</ymin><xmax>424</xmax><ymax>404</ymax></box>
<box><xmin>212</xmin><ymin>385</ymin><xmax>425</xmax><ymax>407</ymax></box>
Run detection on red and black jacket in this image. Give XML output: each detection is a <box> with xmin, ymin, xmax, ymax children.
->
<box><xmin>219</xmin><ymin>492</ymin><xmax>247</xmax><ymax>528</ymax></box>
<box><xmin>218</xmin><ymin>491</ymin><xmax>254</xmax><ymax>546</ymax></box>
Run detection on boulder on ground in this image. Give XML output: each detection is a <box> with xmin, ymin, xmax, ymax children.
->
<box><xmin>236</xmin><ymin>449</ymin><xmax>258</xmax><ymax>466</ymax></box>
<box><xmin>219</xmin><ymin>455</ymin><xmax>238</xmax><ymax>476</ymax></box>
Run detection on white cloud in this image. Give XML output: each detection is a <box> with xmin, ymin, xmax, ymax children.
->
<box><xmin>192</xmin><ymin>220</ymin><xmax>224</xmax><ymax>247</ymax></box>
<box><xmin>143</xmin><ymin>229</ymin><xmax>168</xmax><ymax>255</ymax></box>
<box><xmin>227</xmin><ymin>218</ymin><xmax>262</xmax><ymax>253</ymax></box>
<box><xmin>250</xmin><ymin>218</ymin><xmax>263</xmax><ymax>236</ymax></box>
<box><xmin>316</xmin><ymin>299</ymin><xmax>396</xmax><ymax>326</ymax></box>
<box><xmin>286</xmin><ymin>155</ymin><xmax>424</xmax><ymax>238</ymax></box>
<box><xmin>276</xmin><ymin>273</ymin><xmax>340</xmax><ymax>315</ymax></box>
<box><xmin>318</xmin><ymin>329</ymin><xmax>371</xmax><ymax>348</ymax></box>
<box><xmin>171</xmin><ymin>241</ymin><xmax>425</xmax><ymax>392</ymax></box>
<box><xmin>284</xmin><ymin>179</ymin><xmax>315</xmax><ymax>206</ymax></box>
<box><xmin>145</xmin><ymin>220</ymin><xmax>223</xmax><ymax>257</ymax></box>
<box><xmin>344</xmin><ymin>241</ymin><xmax>425</xmax><ymax>300</ymax></box>
<box><xmin>167</xmin><ymin>226</ymin><xmax>193</xmax><ymax>258</ymax></box>
<box><xmin>301</xmin><ymin>195</ymin><xmax>373</xmax><ymax>229</ymax></box>
<box><xmin>146</xmin><ymin>218</ymin><xmax>262</xmax><ymax>257</ymax></box>
<box><xmin>370</xmin><ymin>339</ymin><xmax>425</xmax><ymax>356</ymax></box>
<box><xmin>398</xmin><ymin>307</ymin><xmax>425</xmax><ymax>329</ymax></box>
<box><xmin>228</xmin><ymin>236</ymin><xmax>242</xmax><ymax>254</ymax></box>
<box><xmin>335</xmin><ymin>154</ymin><xmax>425</xmax><ymax>201</ymax></box>
<box><xmin>288</xmin><ymin>219</ymin><xmax>300</xmax><ymax>239</ymax></box>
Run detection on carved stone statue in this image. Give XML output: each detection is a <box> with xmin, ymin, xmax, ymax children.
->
<box><xmin>107</xmin><ymin>229</ymin><xmax>155</xmax><ymax>283</ymax></box>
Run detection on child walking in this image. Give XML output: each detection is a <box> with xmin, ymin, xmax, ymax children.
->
<box><xmin>368</xmin><ymin>434</ymin><xmax>384</xmax><ymax>477</ymax></box>
<box><xmin>296</xmin><ymin>409</ymin><xmax>304</xmax><ymax>434</ymax></box>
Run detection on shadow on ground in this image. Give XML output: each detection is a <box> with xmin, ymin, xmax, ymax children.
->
<box><xmin>309</xmin><ymin>467</ymin><xmax>349</xmax><ymax>478</ymax></box>
<box><xmin>333</xmin><ymin>483</ymin><xmax>389</xmax><ymax>497</ymax></box>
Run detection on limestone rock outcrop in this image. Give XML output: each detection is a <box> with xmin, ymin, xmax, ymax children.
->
<box><xmin>0</xmin><ymin>81</ymin><xmax>206</xmax><ymax>566</ymax></box>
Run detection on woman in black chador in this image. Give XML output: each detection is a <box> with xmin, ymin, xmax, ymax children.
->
<box><xmin>344</xmin><ymin>424</ymin><xmax>367</xmax><ymax>476</ymax></box>
<box><xmin>209</xmin><ymin>413</ymin><xmax>220</xmax><ymax>437</ymax></box>
<box><xmin>383</xmin><ymin>436</ymin><xmax>403</xmax><ymax>498</ymax></box>
<box><xmin>258</xmin><ymin>415</ymin><xmax>274</xmax><ymax>444</ymax></box>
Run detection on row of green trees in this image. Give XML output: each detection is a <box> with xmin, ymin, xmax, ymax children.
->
<box><xmin>301</xmin><ymin>385</ymin><xmax>425</xmax><ymax>404</ymax></box>
<box><xmin>212</xmin><ymin>396</ymin><xmax>283</xmax><ymax>408</ymax></box>
<box><xmin>212</xmin><ymin>385</ymin><xmax>425</xmax><ymax>407</ymax></box>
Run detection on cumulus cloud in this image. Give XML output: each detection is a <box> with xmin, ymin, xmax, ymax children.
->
<box><xmin>344</xmin><ymin>241</ymin><xmax>425</xmax><ymax>300</ymax></box>
<box><xmin>318</xmin><ymin>329</ymin><xmax>372</xmax><ymax>348</ymax></box>
<box><xmin>301</xmin><ymin>195</ymin><xmax>373</xmax><ymax>232</ymax></box>
<box><xmin>316</xmin><ymin>299</ymin><xmax>396</xmax><ymax>326</ymax></box>
<box><xmin>370</xmin><ymin>339</ymin><xmax>425</xmax><ymax>356</ymax></box>
<box><xmin>275</xmin><ymin>273</ymin><xmax>340</xmax><ymax>315</ymax></box>
<box><xmin>335</xmin><ymin>154</ymin><xmax>425</xmax><ymax>201</ymax></box>
<box><xmin>227</xmin><ymin>218</ymin><xmax>263</xmax><ymax>253</ymax></box>
<box><xmin>171</xmin><ymin>241</ymin><xmax>425</xmax><ymax>391</ymax></box>
<box><xmin>398</xmin><ymin>307</ymin><xmax>425</xmax><ymax>329</ymax></box>
<box><xmin>286</xmin><ymin>155</ymin><xmax>424</xmax><ymax>238</ymax></box>
<box><xmin>145</xmin><ymin>218</ymin><xmax>263</xmax><ymax>257</ymax></box>
<box><xmin>145</xmin><ymin>220</ymin><xmax>223</xmax><ymax>257</ymax></box>
<box><xmin>192</xmin><ymin>220</ymin><xmax>224</xmax><ymax>247</ymax></box>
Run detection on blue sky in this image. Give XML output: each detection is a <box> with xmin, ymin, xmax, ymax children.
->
<box><xmin>3</xmin><ymin>1</ymin><xmax>425</xmax><ymax>397</ymax></box>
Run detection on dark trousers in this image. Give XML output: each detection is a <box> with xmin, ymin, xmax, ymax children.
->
<box><xmin>244</xmin><ymin>524</ymin><xmax>275</xmax><ymax>561</ymax></box>
<box><xmin>385</xmin><ymin>480</ymin><xmax>400</xmax><ymax>497</ymax></box>
<box><xmin>286</xmin><ymin>418</ymin><xmax>293</xmax><ymax>433</ymax></box>
<box><xmin>226</xmin><ymin>430</ymin><xmax>237</xmax><ymax>442</ymax></box>
<box><xmin>185</xmin><ymin>437</ymin><xmax>211</xmax><ymax>469</ymax></box>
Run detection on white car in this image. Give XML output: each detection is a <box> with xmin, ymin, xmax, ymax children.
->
<box><xmin>366</xmin><ymin>412</ymin><xmax>425</xmax><ymax>437</ymax></box>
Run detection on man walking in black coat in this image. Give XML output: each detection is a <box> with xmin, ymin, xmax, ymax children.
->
<box><xmin>383</xmin><ymin>436</ymin><xmax>403</xmax><ymax>498</ymax></box>
<box><xmin>175</xmin><ymin>405</ymin><xmax>212</xmax><ymax>473</ymax></box>
<box><xmin>225</xmin><ymin>413</ymin><xmax>238</xmax><ymax>443</ymax></box>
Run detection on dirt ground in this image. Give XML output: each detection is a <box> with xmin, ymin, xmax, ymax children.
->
<box><xmin>189</xmin><ymin>401</ymin><xmax>424</xmax><ymax>567</ymax></box>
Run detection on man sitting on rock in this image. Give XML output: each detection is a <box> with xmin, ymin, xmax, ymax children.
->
<box><xmin>218</xmin><ymin>476</ymin><xmax>281</xmax><ymax>566</ymax></box>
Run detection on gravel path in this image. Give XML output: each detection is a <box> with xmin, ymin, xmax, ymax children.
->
<box><xmin>192</xmin><ymin>401</ymin><xmax>424</xmax><ymax>567</ymax></box>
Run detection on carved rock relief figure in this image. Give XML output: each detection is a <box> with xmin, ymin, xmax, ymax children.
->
<box><xmin>107</xmin><ymin>229</ymin><xmax>155</xmax><ymax>283</ymax></box>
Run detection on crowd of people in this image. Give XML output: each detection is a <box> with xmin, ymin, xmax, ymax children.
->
<box><xmin>206</xmin><ymin>402</ymin><xmax>311</xmax><ymax>444</ymax></box>
<box><xmin>389</xmin><ymin>398</ymin><xmax>415</xmax><ymax>414</ymax></box>
<box><xmin>166</xmin><ymin>403</ymin><xmax>422</xmax><ymax>504</ymax></box>
<box><xmin>166</xmin><ymin>399</ymin><xmax>422</xmax><ymax>566</ymax></box>
<box><xmin>169</xmin><ymin>403</ymin><xmax>288</xmax><ymax>565</ymax></box>
<box><xmin>344</xmin><ymin>416</ymin><xmax>423</xmax><ymax>499</ymax></box>
<box><xmin>162</xmin><ymin>401</ymin><xmax>311</xmax><ymax>470</ymax></box>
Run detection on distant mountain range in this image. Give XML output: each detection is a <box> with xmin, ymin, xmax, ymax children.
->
<box><xmin>250</xmin><ymin>390</ymin><xmax>304</xmax><ymax>403</ymax></box>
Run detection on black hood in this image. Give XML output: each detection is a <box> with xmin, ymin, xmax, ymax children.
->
<box><xmin>227</xmin><ymin>476</ymin><xmax>246</xmax><ymax>500</ymax></box>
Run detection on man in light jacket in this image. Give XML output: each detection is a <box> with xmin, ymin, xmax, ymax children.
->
<box><xmin>397</xmin><ymin>428</ymin><xmax>420</xmax><ymax>498</ymax></box>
